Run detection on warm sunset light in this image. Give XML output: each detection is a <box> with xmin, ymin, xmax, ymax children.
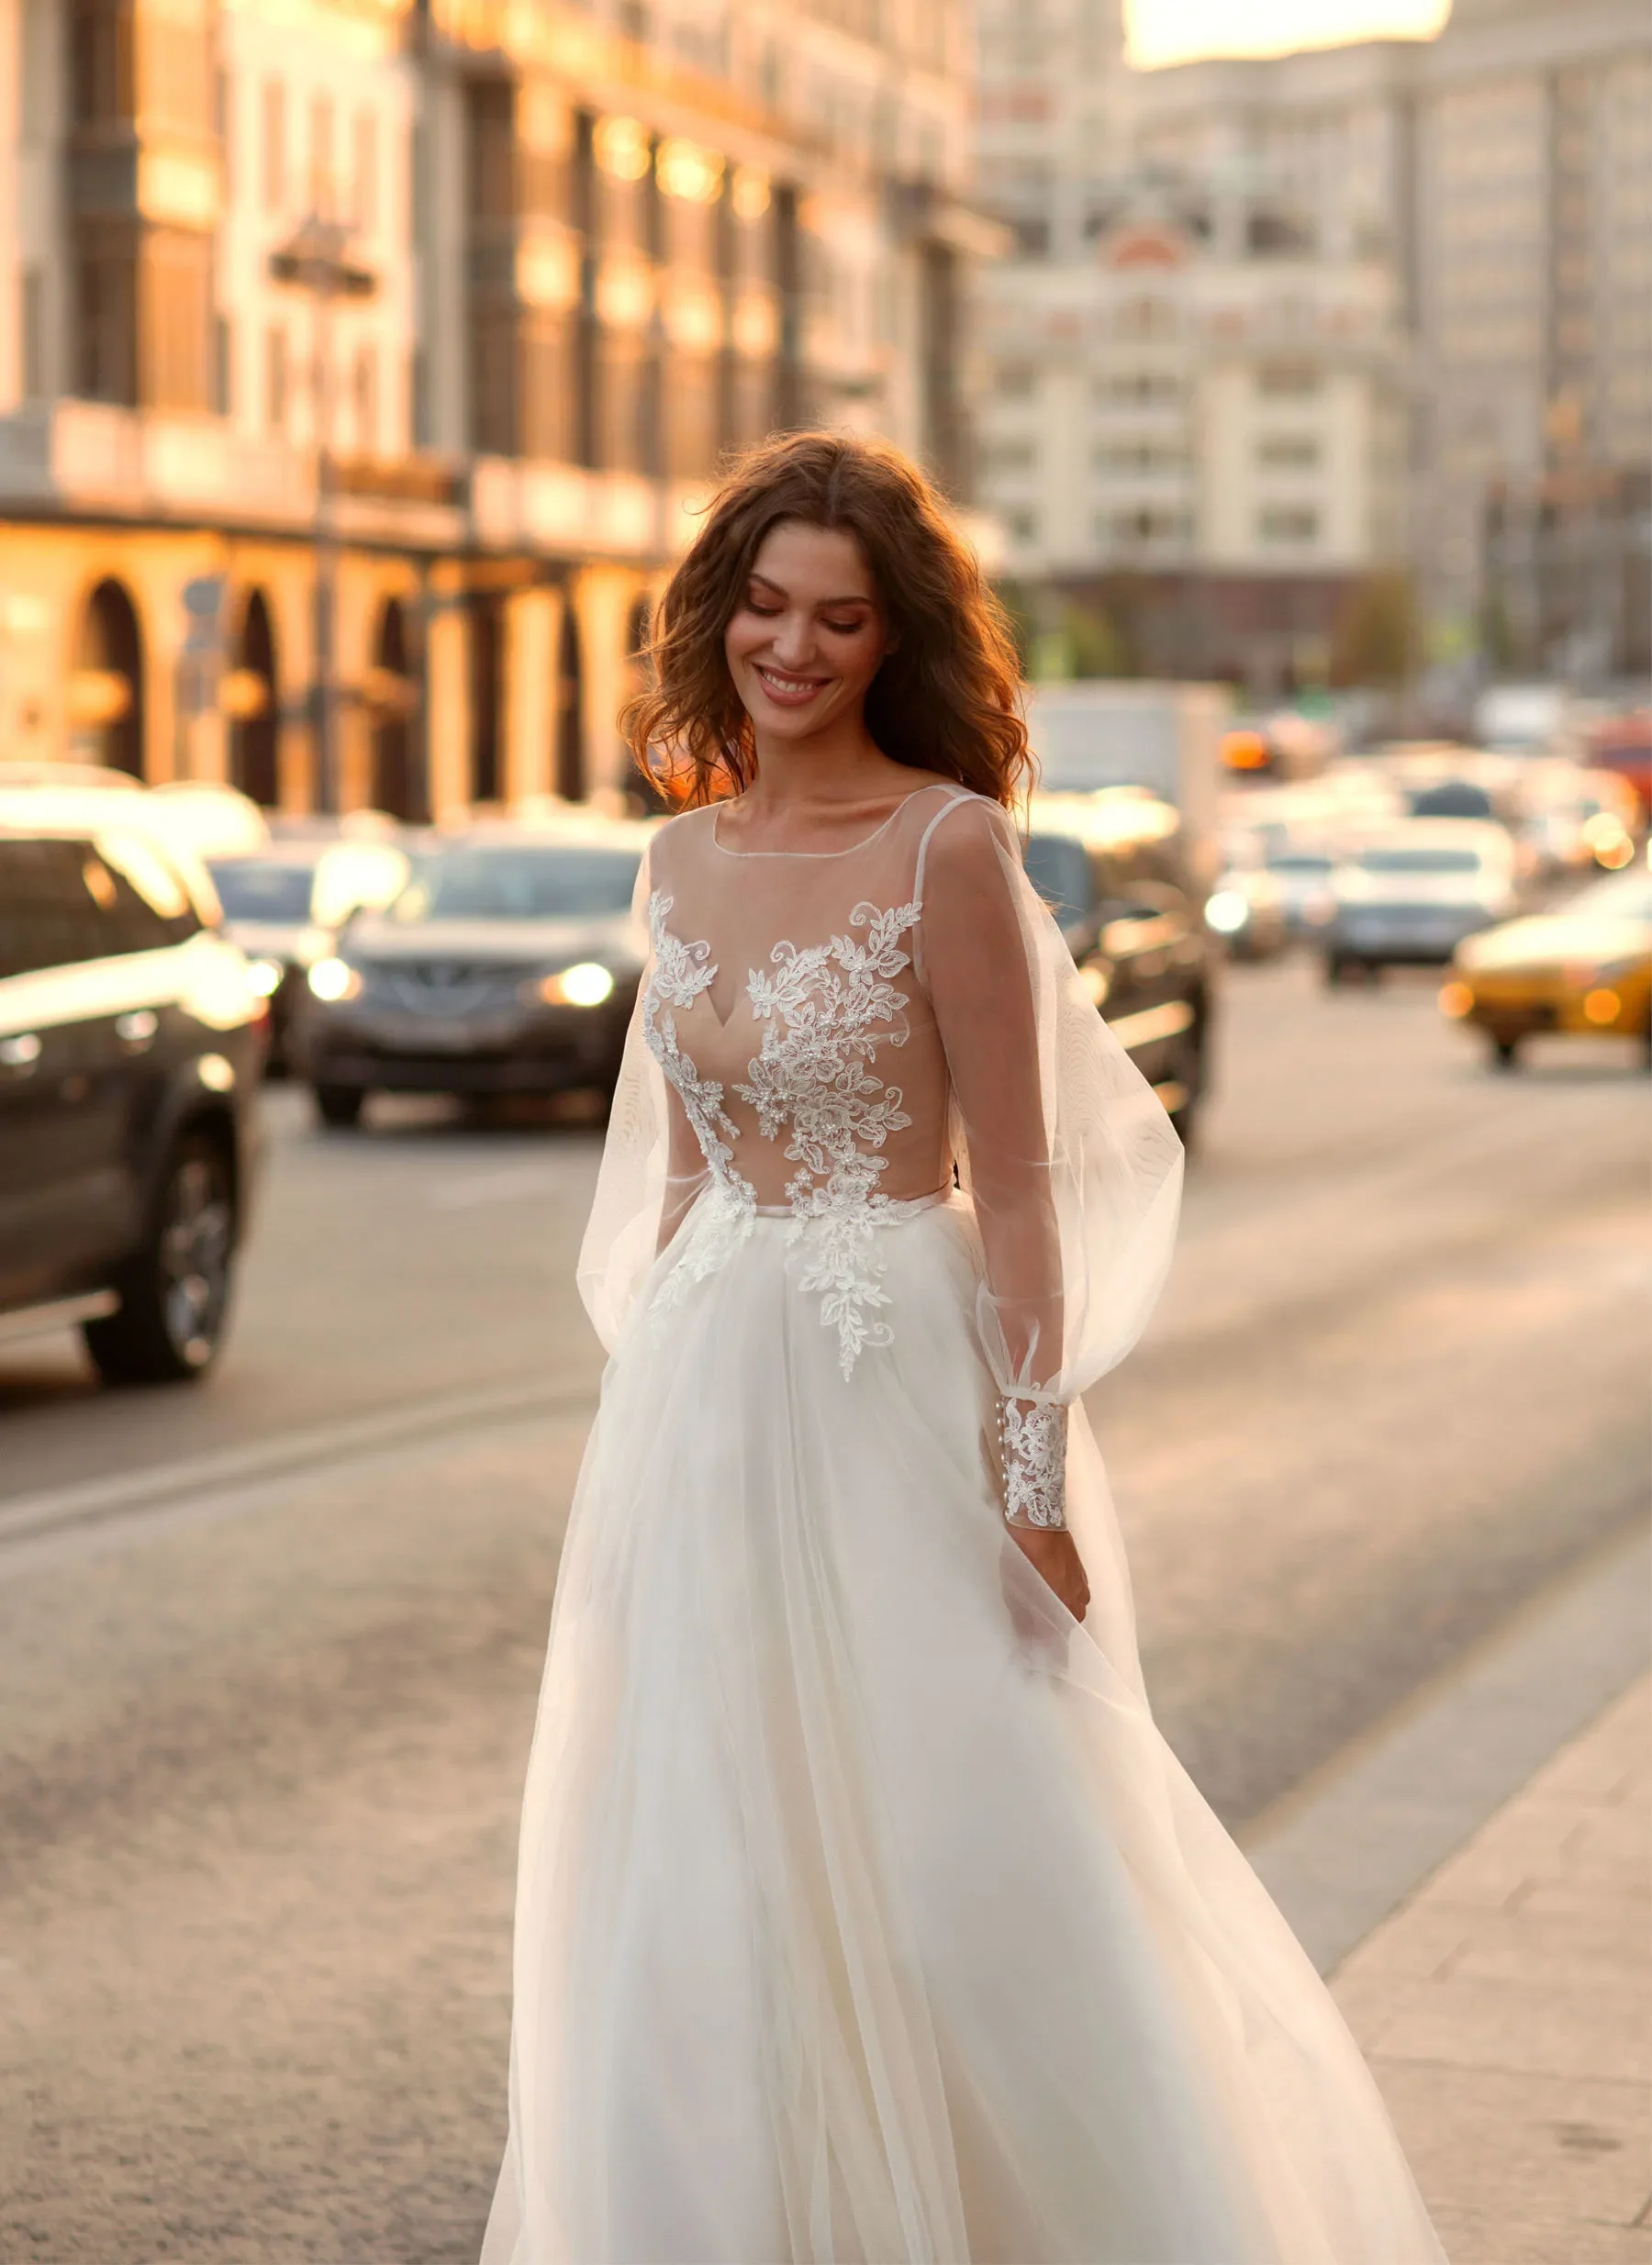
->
<box><xmin>1127</xmin><ymin>0</ymin><xmax>1450</xmax><ymax>69</ymax></box>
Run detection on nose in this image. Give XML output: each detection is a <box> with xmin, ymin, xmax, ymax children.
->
<box><xmin>768</xmin><ymin>611</ymin><xmax>817</xmax><ymax>670</ymax></box>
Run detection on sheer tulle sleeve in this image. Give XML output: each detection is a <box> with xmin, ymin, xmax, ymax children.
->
<box><xmin>575</xmin><ymin>842</ymin><xmax>708</xmax><ymax>1352</ymax></box>
<box><xmin>918</xmin><ymin>797</ymin><xmax>1185</xmax><ymax>1408</ymax></box>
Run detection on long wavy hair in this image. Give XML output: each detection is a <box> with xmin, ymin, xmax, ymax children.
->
<box><xmin>622</xmin><ymin>430</ymin><xmax>1030</xmax><ymax>809</ymax></box>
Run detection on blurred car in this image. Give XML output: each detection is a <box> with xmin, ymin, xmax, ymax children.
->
<box><xmin>1261</xmin><ymin>841</ymin><xmax>1340</xmax><ymax>937</ymax></box>
<box><xmin>1317</xmin><ymin>820</ymin><xmax>1519</xmax><ymax>984</ymax></box>
<box><xmin>206</xmin><ymin>838</ymin><xmax>410</xmax><ymax>1070</ymax></box>
<box><xmin>1584</xmin><ymin>709</ymin><xmax>1652</xmax><ymax>824</ymax></box>
<box><xmin>1522</xmin><ymin>766</ymin><xmax>1642</xmax><ymax>877</ymax></box>
<box><xmin>291</xmin><ymin>820</ymin><xmax>654</xmax><ymax>1126</ymax></box>
<box><xmin>1024</xmin><ymin>790</ymin><xmax>1218</xmax><ymax>1146</ymax></box>
<box><xmin>1203</xmin><ymin>835</ymin><xmax>1289</xmax><ymax>962</ymax></box>
<box><xmin>1440</xmin><ymin>865</ymin><xmax>1652</xmax><ymax>1070</ymax></box>
<box><xmin>0</xmin><ymin>814</ymin><xmax>263</xmax><ymax>1383</ymax></box>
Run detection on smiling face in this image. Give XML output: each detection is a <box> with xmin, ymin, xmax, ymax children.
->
<box><xmin>722</xmin><ymin>520</ymin><xmax>891</xmax><ymax>749</ymax></box>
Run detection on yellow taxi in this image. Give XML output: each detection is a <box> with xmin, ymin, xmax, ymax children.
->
<box><xmin>1439</xmin><ymin>863</ymin><xmax>1652</xmax><ymax>1071</ymax></box>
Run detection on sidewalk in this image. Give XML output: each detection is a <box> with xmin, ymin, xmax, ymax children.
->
<box><xmin>1332</xmin><ymin>1671</ymin><xmax>1652</xmax><ymax>2264</ymax></box>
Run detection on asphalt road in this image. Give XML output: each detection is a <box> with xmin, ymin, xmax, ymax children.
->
<box><xmin>2</xmin><ymin>955</ymin><xmax>1646</xmax><ymax>2262</ymax></box>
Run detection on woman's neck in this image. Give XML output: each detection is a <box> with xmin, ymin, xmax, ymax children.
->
<box><xmin>742</xmin><ymin>718</ymin><xmax>906</xmax><ymax>813</ymax></box>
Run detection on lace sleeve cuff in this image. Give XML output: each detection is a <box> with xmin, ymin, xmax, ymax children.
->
<box><xmin>997</xmin><ymin>1396</ymin><xmax>1068</xmax><ymax>1530</ymax></box>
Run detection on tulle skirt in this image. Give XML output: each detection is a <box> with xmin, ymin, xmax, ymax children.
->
<box><xmin>482</xmin><ymin>1193</ymin><xmax>1446</xmax><ymax>2264</ymax></box>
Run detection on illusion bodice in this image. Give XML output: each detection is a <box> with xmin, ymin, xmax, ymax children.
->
<box><xmin>583</xmin><ymin>775</ymin><xmax>1184</xmax><ymax>1403</ymax></box>
<box><xmin>640</xmin><ymin>787</ymin><xmax>982</xmax><ymax>1371</ymax></box>
<box><xmin>643</xmin><ymin>793</ymin><xmax>965</xmax><ymax>1220</ymax></box>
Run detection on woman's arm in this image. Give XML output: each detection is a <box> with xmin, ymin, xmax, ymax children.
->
<box><xmin>918</xmin><ymin>798</ymin><xmax>1089</xmax><ymax>1620</ymax></box>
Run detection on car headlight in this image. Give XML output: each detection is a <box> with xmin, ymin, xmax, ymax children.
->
<box><xmin>307</xmin><ymin>956</ymin><xmax>363</xmax><ymax>1003</ymax></box>
<box><xmin>246</xmin><ymin>955</ymin><xmax>285</xmax><ymax>999</ymax></box>
<box><xmin>1204</xmin><ymin>889</ymin><xmax>1249</xmax><ymax>935</ymax></box>
<box><xmin>531</xmin><ymin>960</ymin><xmax>616</xmax><ymax>1010</ymax></box>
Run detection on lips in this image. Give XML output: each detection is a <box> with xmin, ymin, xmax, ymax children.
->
<box><xmin>753</xmin><ymin>664</ymin><xmax>830</xmax><ymax>707</ymax></box>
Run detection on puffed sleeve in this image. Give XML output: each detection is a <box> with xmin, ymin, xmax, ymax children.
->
<box><xmin>918</xmin><ymin>796</ymin><xmax>1185</xmax><ymax>1423</ymax></box>
<box><xmin>576</xmin><ymin>842</ymin><xmax>675</xmax><ymax>1349</ymax></box>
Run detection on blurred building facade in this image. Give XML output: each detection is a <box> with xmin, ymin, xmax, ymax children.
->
<box><xmin>0</xmin><ymin>0</ymin><xmax>988</xmax><ymax>812</ymax></box>
<box><xmin>973</xmin><ymin>171</ymin><xmax>1406</xmax><ymax>688</ymax></box>
<box><xmin>1131</xmin><ymin>0</ymin><xmax>1652</xmax><ymax>686</ymax></box>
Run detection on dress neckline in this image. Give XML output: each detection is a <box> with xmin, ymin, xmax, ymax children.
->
<box><xmin>709</xmin><ymin>780</ymin><xmax>959</xmax><ymax>861</ymax></box>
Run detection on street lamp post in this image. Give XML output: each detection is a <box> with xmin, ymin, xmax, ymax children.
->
<box><xmin>269</xmin><ymin>217</ymin><xmax>376</xmax><ymax>816</ymax></box>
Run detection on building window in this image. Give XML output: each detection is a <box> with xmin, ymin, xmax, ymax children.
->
<box><xmin>1257</xmin><ymin>434</ymin><xmax>1320</xmax><ymax>469</ymax></box>
<box><xmin>141</xmin><ymin>228</ymin><xmax>213</xmax><ymax>409</ymax></box>
<box><xmin>353</xmin><ymin>339</ymin><xmax>377</xmax><ymax>454</ymax></box>
<box><xmin>994</xmin><ymin>362</ymin><xmax>1036</xmax><ymax>399</ymax></box>
<box><xmin>74</xmin><ymin>234</ymin><xmax>136</xmax><ymax>404</ymax></box>
<box><xmin>981</xmin><ymin>438</ymin><xmax>1039</xmax><ymax>474</ymax></box>
<box><xmin>215</xmin><ymin>314</ymin><xmax>232</xmax><ymax>414</ymax></box>
<box><xmin>1105</xmin><ymin>507</ymin><xmax>1188</xmax><ymax>546</ymax></box>
<box><xmin>21</xmin><ymin>267</ymin><xmax>44</xmax><ymax>397</ymax></box>
<box><xmin>1257</xmin><ymin>506</ymin><xmax>1320</xmax><ymax>544</ymax></box>
<box><xmin>1094</xmin><ymin>441</ymin><xmax>1186</xmax><ymax>473</ymax></box>
<box><xmin>1095</xmin><ymin>370</ymin><xmax>1179</xmax><ymax>406</ymax></box>
<box><xmin>71</xmin><ymin>0</ymin><xmax>135</xmax><ymax>127</ymax></box>
<box><xmin>1005</xmin><ymin>507</ymin><xmax>1040</xmax><ymax>542</ymax></box>
<box><xmin>1116</xmin><ymin>295</ymin><xmax>1176</xmax><ymax>338</ymax></box>
<box><xmin>310</xmin><ymin>92</ymin><xmax>335</xmax><ymax>214</ymax></box>
<box><xmin>262</xmin><ymin>80</ymin><xmax>285</xmax><ymax>213</ymax></box>
<box><xmin>266</xmin><ymin>323</ymin><xmax>288</xmax><ymax>430</ymax></box>
<box><xmin>1256</xmin><ymin>362</ymin><xmax>1319</xmax><ymax>398</ymax></box>
<box><xmin>353</xmin><ymin>109</ymin><xmax>378</xmax><ymax>234</ymax></box>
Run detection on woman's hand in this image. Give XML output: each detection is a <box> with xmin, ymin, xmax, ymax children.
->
<box><xmin>1008</xmin><ymin>1523</ymin><xmax>1090</xmax><ymax>1623</ymax></box>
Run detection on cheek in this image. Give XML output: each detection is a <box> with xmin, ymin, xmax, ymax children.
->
<box><xmin>840</xmin><ymin>626</ymin><xmax>888</xmax><ymax>683</ymax></box>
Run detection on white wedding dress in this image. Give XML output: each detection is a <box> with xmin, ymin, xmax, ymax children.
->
<box><xmin>481</xmin><ymin>784</ymin><xmax>1446</xmax><ymax>2265</ymax></box>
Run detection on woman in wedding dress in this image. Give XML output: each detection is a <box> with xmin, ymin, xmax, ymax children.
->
<box><xmin>481</xmin><ymin>430</ymin><xmax>1446</xmax><ymax>2265</ymax></box>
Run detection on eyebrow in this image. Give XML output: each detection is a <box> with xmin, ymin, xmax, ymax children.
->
<box><xmin>748</xmin><ymin>573</ymin><xmax>874</xmax><ymax>608</ymax></box>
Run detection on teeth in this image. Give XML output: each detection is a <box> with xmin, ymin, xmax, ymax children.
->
<box><xmin>758</xmin><ymin>667</ymin><xmax>820</xmax><ymax>694</ymax></box>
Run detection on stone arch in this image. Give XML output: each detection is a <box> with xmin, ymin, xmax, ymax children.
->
<box><xmin>229</xmin><ymin>588</ymin><xmax>280</xmax><ymax>806</ymax></box>
<box><xmin>71</xmin><ymin>576</ymin><xmax>146</xmax><ymax>775</ymax></box>
<box><xmin>369</xmin><ymin>596</ymin><xmax>422</xmax><ymax>820</ymax></box>
<box><xmin>553</xmin><ymin>600</ymin><xmax>584</xmax><ymax>801</ymax></box>
<box><xmin>470</xmin><ymin>593</ymin><xmax>504</xmax><ymax>806</ymax></box>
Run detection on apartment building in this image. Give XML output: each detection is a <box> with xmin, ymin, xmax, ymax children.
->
<box><xmin>975</xmin><ymin>174</ymin><xmax>1406</xmax><ymax>685</ymax></box>
<box><xmin>0</xmin><ymin>0</ymin><xmax>988</xmax><ymax>815</ymax></box>
<box><xmin>1133</xmin><ymin>0</ymin><xmax>1652</xmax><ymax>679</ymax></box>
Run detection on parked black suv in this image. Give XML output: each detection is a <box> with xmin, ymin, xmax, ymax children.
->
<box><xmin>0</xmin><ymin>820</ymin><xmax>263</xmax><ymax>1383</ymax></box>
<box><xmin>1024</xmin><ymin>790</ymin><xmax>1218</xmax><ymax>1148</ymax></box>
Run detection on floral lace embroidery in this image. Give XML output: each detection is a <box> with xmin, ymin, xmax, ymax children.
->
<box><xmin>642</xmin><ymin>893</ymin><xmax>932</xmax><ymax>1376</ymax></box>
<box><xmin>642</xmin><ymin>894</ymin><xmax>754</xmax><ymax>1305</ymax></box>
<box><xmin>998</xmin><ymin>1397</ymin><xmax>1068</xmax><ymax>1529</ymax></box>
<box><xmin>736</xmin><ymin>901</ymin><xmax>928</xmax><ymax>1378</ymax></box>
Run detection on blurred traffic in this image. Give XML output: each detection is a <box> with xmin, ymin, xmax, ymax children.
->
<box><xmin>4</xmin><ymin>675</ymin><xmax>1646</xmax><ymax>1394</ymax></box>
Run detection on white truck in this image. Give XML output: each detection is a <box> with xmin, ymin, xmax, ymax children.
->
<box><xmin>1021</xmin><ymin>680</ymin><xmax>1227</xmax><ymax>887</ymax></box>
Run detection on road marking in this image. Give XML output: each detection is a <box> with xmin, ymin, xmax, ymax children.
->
<box><xmin>1243</xmin><ymin>1517</ymin><xmax>1652</xmax><ymax>1975</ymax></box>
<box><xmin>0</xmin><ymin>1375</ymin><xmax>596</xmax><ymax>1556</ymax></box>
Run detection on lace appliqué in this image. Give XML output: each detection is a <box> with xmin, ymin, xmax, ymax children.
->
<box><xmin>998</xmin><ymin>1397</ymin><xmax>1067</xmax><ymax>1529</ymax></box>
<box><xmin>736</xmin><ymin>901</ymin><xmax>926</xmax><ymax>1378</ymax></box>
<box><xmin>642</xmin><ymin>894</ymin><xmax>754</xmax><ymax>1307</ymax></box>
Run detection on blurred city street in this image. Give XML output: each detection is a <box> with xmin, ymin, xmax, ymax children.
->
<box><xmin>1</xmin><ymin>0</ymin><xmax>1649</xmax><ymax>2248</ymax></box>
<box><xmin>2</xmin><ymin>954</ymin><xmax>1646</xmax><ymax>2261</ymax></box>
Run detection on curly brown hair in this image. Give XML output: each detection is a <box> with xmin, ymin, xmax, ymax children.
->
<box><xmin>622</xmin><ymin>430</ymin><xmax>1030</xmax><ymax>809</ymax></box>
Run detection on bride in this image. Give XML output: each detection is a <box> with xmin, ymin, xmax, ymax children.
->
<box><xmin>481</xmin><ymin>431</ymin><xmax>1446</xmax><ymax>2264</ymax></box>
